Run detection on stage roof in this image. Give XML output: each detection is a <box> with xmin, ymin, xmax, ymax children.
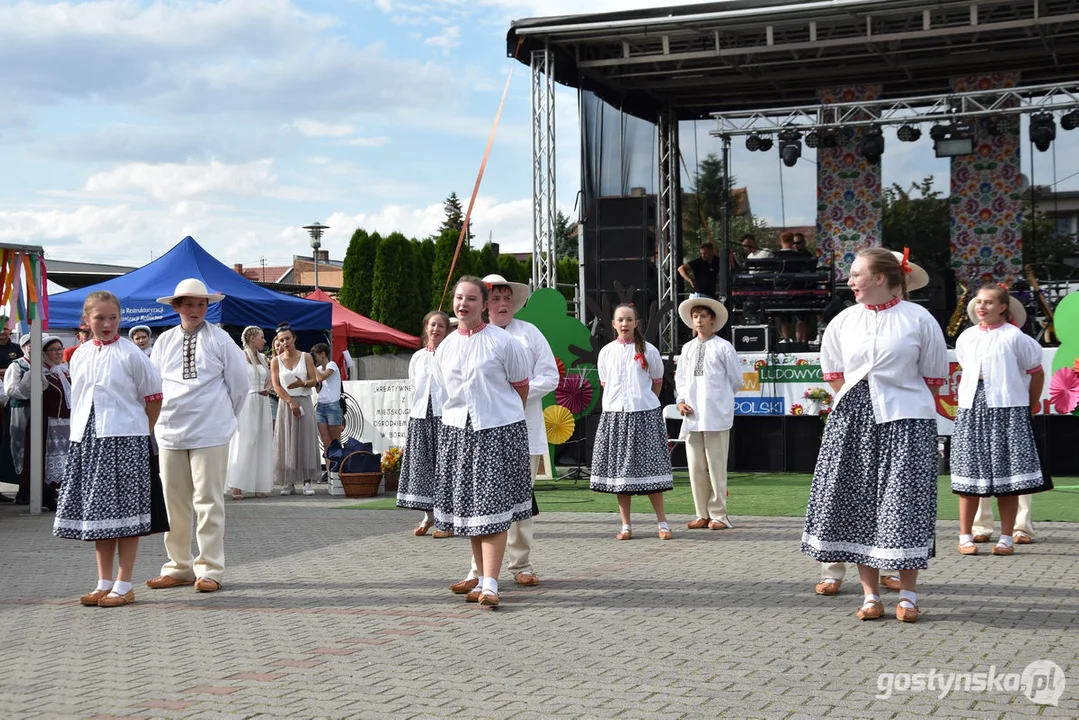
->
<box><xmin>508</xmin><ymin>0</ymin><xmax>1079</xmax><ymax>121</ymax></box>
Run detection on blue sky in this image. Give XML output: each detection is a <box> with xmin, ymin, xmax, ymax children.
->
<box><xmin>1</xmin><ymin>0</ymin><xmax>1077</xmax><ymax>273</ymax></box>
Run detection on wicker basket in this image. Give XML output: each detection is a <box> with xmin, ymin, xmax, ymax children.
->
<box><xmin>339</xmin><ymin>451</ymin><xmax>382</xmax><ymax>498</ymax></box>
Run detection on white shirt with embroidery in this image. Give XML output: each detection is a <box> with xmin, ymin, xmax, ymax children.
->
<box><xmin>69</xmin><ymin>338</ymin><xmax>162</xmax><ymax>442</ymax></box>
<box><xmin>408</xmin><ymin>348</ymin><xmax>445</xmax><ymax>419</ymax></box>
<box><xmin>152</xmin><ymin>323</ymin><xmax>248</xmax><ymax>450</ymax></box>
<box><xmin>674</xmin><ymin>335</ymin><xmax>743</xmax><ymax>435</ymax></box>
<box><xmin>504</xmin><ymin>318</ymin><xmax>560</xmax><ymax>456</ymax></box>
<box><xmin>433</xmin><ymin>323</ymin><xmax>530</xmax><ymax>431</ymax></box>
<box><xmin>821</xmin><ymin>298</ymin><xmax>947</xmax><ymax>424</ymax></box>
<box><xmin>598</xmin><ymin>340</ymin><xmax>664</xmax><ymax>412</ymax></box>
<box><xmin>955</xmin><ymin>322</ymin><xmax>1042</xmax><ymax>409</ymax></box>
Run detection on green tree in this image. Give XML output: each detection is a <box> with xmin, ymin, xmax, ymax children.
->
<box><xmin>1023</xmin><ymin>205</ymin><xmax>1077</xmax><ymax>267</ymax></box>
<box><xmin>371</xmin><ymin>232</ymin><xmax>420</xmax><ymax>341</ymax></box>
<box><xmin>554</xmin><ymin>209</ymin><xmax>577</xmax><ymax>259</ymax></box>
<box><xmin>684</xmin><ymin>154</ymin><xmax>737</xmax><ymax>254</ymax></box>
<box><xmin>556</xmin><ymin>256</ymin><xmax>580</xmax><ymax>303</ymax></box>
<box><xmin>338</xmin><ymin>229</ymin><xmax>381</xmax><ymax>316</ymax></box>
<box><xmin>496</xmin><ymin>254</ymin><xmax>526</xmax><ymax>283</ymax></box>
<box><xmin>430</xmin><ymin>229</ymin><xmax>473</xmax><ymax>310</ymax></box>
<box><xmin>439</xmin><ymin>191</ymin><xmax>474</xmax><ymax>243</ymax></box>
<box><xmin>413</xmin><ymin>238</ymin><xmax>436</xmax><ymax>312</ymax></box>
<box><xmin>881</xmin><ymin>177</ymin><xmax>951</xmax><ymax>274</ymax></box>
<box><xmin>474</xmin><ymin>242</ymin><xmax>500</xmax><ymax>278</ymax></box>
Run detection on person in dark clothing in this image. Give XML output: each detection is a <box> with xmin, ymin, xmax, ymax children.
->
<box><xmin>793</xmin><ymin>232</ymin><xmax>813</xmax><ymax>256</ymax></box>
<box><xmin>0</xmin><ymin>324</ymin><xmax>24</xmax><ymax>502</ymax></box>
<box><xmin>678</xmin><ymin>242</ymin><xmax>722</xmax><ymax>299</ymax></box>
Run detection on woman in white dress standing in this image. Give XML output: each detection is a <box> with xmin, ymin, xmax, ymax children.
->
<box><xmin>272</xmin><ymin>324</ymin><xmax>321</xmax><ymax>496</ymax></box>
<box><xmin>226</xmin><ymin>326</ymin><xmax>273</xmax><ymax>499</ymax></box>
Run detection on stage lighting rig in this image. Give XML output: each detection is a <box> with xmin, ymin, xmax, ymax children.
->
<box><xmin>757</xmin><ymin>135</ymin><xmax>773</xmax><ymax>152</ymax></box>
<box><xmin>984</xmin><ymin>116</ymin><xmax>1019</xmax><ymax>136</ymax></box>
<box><xmin>896</xmin><ymin>125</ymin><xmax>921</xmax><ymax>142</ymax></box>
<box><xmin>1061</xmin><ymin>110</ymin><xmax>1079</xmax><ymax>131</ymax></box>
<box><xmin>857</xmin><ymin>127</ymin><xmax>884</xmax><ymax>163</ymax></box>
<box><xmin>1030</xmin><ymin>113</ymin><xmax>1056</xmax><ymax>152</ymax></box>
<box><xmin>929</xmin><ymin>123</ymin><xmax>973</xmax><ymax>158</ymax></box>
<box><xmin>746</xmin><ymin>134</ymin><xmax>762</xmax><ymax>151</ymax></box>
<box><xmin>805</xmin><ymin>130</ymin><xmax>838</xmax><ymax>149</ymax></box>
<box><xmin>778</xmin><ymin>130</ymin><xmax>801</xmax><ymax>167</ymax></box>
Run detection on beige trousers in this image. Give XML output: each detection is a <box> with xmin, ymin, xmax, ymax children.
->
<box><xmin>972</xmin><ymin>495</ymin><xmax>1034</xmax><ymax>537</ymax></box>
<box><xmin>468</xmin><ymin>454</ymin><xmax>540</xmax><ymax>580</ymax></box>
<box><xmin>820</xmin><ymin>563</ymin><xmax>898</xmax><ymax>580</ymax></box>
<box><xmin>159</xmin><ymin>444</ymin><xmax>230</xmax><ymax>583</ymax></box>
<box><xmin>687</xmin><ymin>430</ymin><xmax>731</xmax><ymax>526</ymax></box>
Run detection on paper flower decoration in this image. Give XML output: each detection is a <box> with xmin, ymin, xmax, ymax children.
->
<box><xmin>754</xmin><ymin>359</ymin><xmax>766</xmax><ymax>370</ymax></box>
<box><xmin>795</xmin><ymin>358</ymin><xmax>809</xmax><ymax>366</ymax></box>
<box><xmin>555</xmin><ymin>373</ymin><xmax>593</xmax><ymax>415</ymax></box>
<box><xmin>544</xmin><ymin>404</ymin><xmax>576</xmax><ymax>445</ymax></box>
<box><xmin>1048</xmin><ymin>367</ymin><xmax>1079</xmax><ymax>414</ymax></box>
<box><xmin>555</xmin><ymin>357</ymin><xmax>566</xmax><ymax>382</ymax></box>
<box><xmin>791</xmin><ymin>403</ymin><xmax>804</xmax><ymax>416</ymax></box>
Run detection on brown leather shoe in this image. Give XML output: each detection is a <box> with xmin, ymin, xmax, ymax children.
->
<box><xmin>815</xmin><ymin>579</ymin><xmax>841</xmax><ymax>596</ymax></box>
<box><xmin>194</xmin><ymin>577</ymin><xmax>221</xmax><ymax>592</ymax></box>
<box><xmin>708</xmin><ymin>520</ymin><xmax>728</xmax><ymax>530</ymax></box>
<box><xmin>958</xmin><ymin>541</ymin><xmax>979</xmax><ymax>555</ymax></box>
<box><xmin>413</xmin><ymin>520</ymin><xmax>434</xmax><ymax>537</ymax></box>
<box><xmin>514</xmin><ymin>572</ymin><xmax>539</xmax><ymax>587</ymax></box>
<box><xmin>98</xmin><ymin>590</ymin><xmax>135</xmax><ymax>607</ymax></box>
<box><xmin>465</xmin><ymin>588</ymin><xmax>482</xmax><ymax>603</ymax></box>
<box><xmin>686</xmin><ymin>518</ymin><xmax>709</xmax><ymax>529</ymax></box>
<box><xmin>145</xmin><ymin>575</ymin><xmax>195</xmax><ymax>589</ymax></box>
<box><xmin>478</xmin><ymin>591</ymin><xmax>500</xmax><ymax>607</ymax></box>
<box><xmin>616</xmin><ymin>529</ymin><xmax>632</xmax><ymax>540</ymax></box>
<box><xmin>972</xmin><ymin>533</ymin><xmax>991</xmax><ymax>543</ymax></box>
<box><xmin>450</xmin><ymin>578</ymin><xmax>479</xmax><ymax>594</ymax></box>
<box><xmin>991</xmin><ymin>543</ymin><xmax>1015</xmax><ymax>556</ymax></box>
<box><xmin>79</xmin><ymin>589</ymin><xmax>110</xmax><ymax>606</ymax></box>
<box><xmin>432</xmin><ymin>529</ymin><xmax>454</xmax><ymax>538</ymax></box>
<box><xmin>857</xmin><ymin>600</ymin><xmax>884</xmax><ymax>620</ymax></box>
<box><xmin>896</xmin><ymin>602</ymin><xmax>920</xmax><ymax>622</ymax></box>
<box><xmin>1014</xmin><ymin>532</ymin><xmax>1033</xmax><ymax>544</ymax></box>
<box><xmin>880</xmin><ymin>575</ymin><xmax>902</xmax><ymax>592</ymax></box>
<box><xmin>658</xmin><ymin>528</ymin><xmax>673</xmax><ymax>540</ymax></box>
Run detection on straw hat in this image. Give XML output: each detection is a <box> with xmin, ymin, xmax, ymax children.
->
<box><xmin>966</xmin><ymin>295</ymin><xmax>1027</xmax><ymax>328</ymax></box>
<box><xmin>677</xmin><ymin>297</ymin><xmax>729</xmax><ymax>331</ymax></box>
<box><xmin>156</xmin><ymin>278</ymin><xmax>224</xmax><ymax>305</ymax></box>
<box><xmin>890</xmin><ymin>250</ymin><xmax>928</xmax><ymax>292</ymax></box>
<box><xmin>481</xmin><ymin>274</ymin><xmax>531</xmax><ymax>314</ymax></box>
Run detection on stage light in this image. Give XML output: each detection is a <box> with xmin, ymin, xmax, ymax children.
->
<box><xmin>935</xmin><ymin>136</ymin><xmax>974</xmax><ymax>158</ymax></box>
<box><xmin>779</xmin><ymin>130</ymin><xmax>801</xmax><ymax>167</ymax></box>
<box><xmin>1061</xmin><ymin>110</ymin><xmax>1079</xmax><ymax>131</ymax></box>
<box><xmin>985</xmin><ymin>116</ymin><xmax>1018</xmax><ymax>135</ymax></box>
<box><xmin>1030</xmin><ymin>113</ymin><xmax>1056</xmax><ymax>152</ymax></box>
<box><xmin>897</xmin><ymin>125</ymin><xmax>921</xmax><ymax>142</ymax></box>
<box><xmin>929</xmin><ymin>124</ymin><xmax>949</xmax><ymax>142</ymax></box>
<box><xmin>858</xmin><ymin>127</ymin><xmax>884</xmax><ymax>163</ymax></box>
<box><xmin>758</xmin><ymin>135</ymin><xmax>774</xmax><ymax>152</ymax></box>
<box><xmin>746</xmin><ymin>134</ymin><xmax>762</xmax><ymax>152</ymax></box>
<box><xmin>804</xmin><ymin>131</ymin><xmax>819</xmax><ymax>149</ymax></box>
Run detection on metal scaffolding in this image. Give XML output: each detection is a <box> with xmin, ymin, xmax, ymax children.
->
<box><xmin>656</xmin><ymin>109</ymin><xmax>680</xmax><ymax>353</ymax></box>
<box><xmin>530</xmin><ymin>47</ymin><xmax>557</xmax><ymax>290</ymax></box>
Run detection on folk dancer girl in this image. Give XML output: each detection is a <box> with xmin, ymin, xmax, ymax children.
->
<box><xmin>590</xmin><ymin>304</ymin><xmax>675</xmax><ymax>541</ymax></box>
<box><xmin>434</xmin><ymin>277</ymin><xmax>532</xmax><ymax>607</ymax></box>
<box><xmin>397</xmin><ymin>310</ymin><xmax>450</xmax><ymax>536</ymax></box>
<box><xmin>226</xmin><ymin>326</ymin><xmax>274</xmax><ymax>499</ymax></box>
<box><xmin>801</xmin><ymin>248</ymin><xmax>947</xmax><ymax>623</ymax></box>
<box><xmin>53</xmin><ymin>291</ymin><xmax>166</xmax><ymax>607</ymax></box>
<box><xmin>952</xmin><ymin>285</ymin><xmax>1048</xmax><ymax>557</ymax></box>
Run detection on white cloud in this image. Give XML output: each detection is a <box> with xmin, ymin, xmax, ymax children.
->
<box><xmin>82</xmin><ymin>160</ymin><xmax>277</xmax><ymax>202</ymax></box>
<box><xmin>425</xmin><ymin>25</ymin><xmax>462</xmax><ymax>51</ymax></box>
<box><xmin>293</xmin><ymin>120</ymin><xmax>356</xmax><ymax>138</ymax></box>
<box><xmin>345</xmin><ymin>136</ymin><xmax>391</xmax><ymax>147</ymax></box>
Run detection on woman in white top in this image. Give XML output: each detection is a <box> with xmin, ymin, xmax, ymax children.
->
<box><xmin>53</xmin><ymin>291</ymin><xmax>165</xmax><ymax>607</ymax></box>
<box><xmin>226</xmin><ymin>326</ymin><xmax>274</xmax><ymax>499</ymax></box>
<box><xmin>589</xmin><ymin>304</ymin><xmax>674</xmax><ymax>541</ymax></box>
<box><xmin>397</xmin><ymin>310</ymin><xmax>450</xmax><ymax>536</ymax></box>
<box><xmin>271</xmin><ymin>324</ymin><xmax>321</xmax><ymax>496</ymax></box>
<box><xmin>432</xmin><ymin>277</ymin><xmax>531</xmax><ymax>608</ymax></box>
<box><xmin>801</xmin><ymin>248</ymin><xmax>947</xmax><ymax>623</ymax></box>
<box><xmin>951</xmin><ymin>284</ymin><xmax>1047</xmax><ymax>557</ymax></box>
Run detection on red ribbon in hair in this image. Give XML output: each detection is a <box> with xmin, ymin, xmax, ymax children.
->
<box><xmin>633</xmin><ymin>352</ymin><xmax>646</xmax><ymax>370</ymax></box>
<box><xmin>997</xmin><ymin>282</ymin><xmax>1009</xmax><ymax>291</ymax></box>
<box><xmin>900</xmin><ymin>247</ymin><xmax>912</xmax><ymax>274</ymax></box>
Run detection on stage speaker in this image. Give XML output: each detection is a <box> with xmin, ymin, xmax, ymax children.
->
<box><xmin>731</xmin><ymin>416</ymin><xmax>784</xmax><ymax>472</ymax></box>
<box><xmin>1038</xmin><ymin>414</ymin><xmax>1079</xmax><ymax>476</ymax></box>
<box><xmin>732</xmin><ymin>325</ymin><xmax>771</xmax><ymax>352</ymax></box>
<box><xmin>596</xmin><ymin>196</ymin><xmax>656</xmax><ymax>229</ymax></box>
<box><xmin>784</xmin><ymin>417</ymin><xmax>822</xmax><ymax>473</ymax></box>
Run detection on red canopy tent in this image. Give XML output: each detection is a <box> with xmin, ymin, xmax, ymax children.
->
<box><xmin>305</xmin><ymin>289</ymin><xmax>421</xmax><ymax>372</ymax></box>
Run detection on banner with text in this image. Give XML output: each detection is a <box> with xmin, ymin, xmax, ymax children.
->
<box><xmin>342</xmin><ymin>379</ymin><xmax>413</xmax><ymax>452</ymax></box>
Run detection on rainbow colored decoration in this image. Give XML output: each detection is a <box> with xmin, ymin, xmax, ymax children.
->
<box><xmin>0</xmin><ymin>249</ymin><xmax>49</xmax><ymax>330</ymax></box>
<box><xmin>816</xmin><ymin>84</ymin><xmax>884</xmax><ymax>280</ymax></box>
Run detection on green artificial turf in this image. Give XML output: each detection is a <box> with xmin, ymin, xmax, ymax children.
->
<box><xmin>340</xmin><ymin>472</ymin><xmax>1079</xmax><ymax>523</ymax></box>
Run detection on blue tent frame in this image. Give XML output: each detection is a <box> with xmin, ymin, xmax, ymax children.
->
<box><xmin>47</xmin><ymin>236</ymin><xmax>332</xmax><ymax>331</ymax></box>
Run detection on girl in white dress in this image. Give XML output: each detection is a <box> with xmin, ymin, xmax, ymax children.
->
<box><xmin>226</xmin><ymin>326</ymin><xmax>274</xmax><ymax>499</ymax></box>
<box><xmin>271</xmin><ymin>324</ymin><xmax>321</xmax><ymax>496</ymax></box>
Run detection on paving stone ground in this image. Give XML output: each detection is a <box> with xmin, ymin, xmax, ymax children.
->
<box><xmin>1</xmin><ymin>487</ymin><xmax>1076</xmax><ymax>719</ymax></box>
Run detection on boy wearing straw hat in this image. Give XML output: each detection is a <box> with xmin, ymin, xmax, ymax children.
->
<box><xmin>145</xmin><ymin>279</ymin><xmax>247</xmax><ymax>593</ymax></box>
<box><xmin>674</xmin><ymin>297</ymin><xmax>742</xmax><ymax>530</ymax></box>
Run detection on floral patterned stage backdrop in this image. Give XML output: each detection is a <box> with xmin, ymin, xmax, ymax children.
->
<box><xmin>950</xmin><ymin>73</ymin><xmax>1023</xmax><ymax>288</ymax></box>
<box><xmin>816</xmin><ymin>84</ymin><xmax>883</xmax><ymax>280</ymax></box>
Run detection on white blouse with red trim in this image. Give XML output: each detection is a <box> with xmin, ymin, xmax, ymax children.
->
<box><xmin>69</xmin><ymin>337</ymin><xmax>163</xmax><ymax>442</ymax></box>
<box><xmin>821</xmin><ymin>298</ymin><xmax>948</xmax><ymax>424</ymax></box>
<box><xmin>955</xmin><ymin>321</ymin><xmax>1042</xmax><ymax>409</ymax></box>
<box><xmin>432</xmin><ymin>323</ymin><xmax>531</xmax><ymax>431</ymax></box>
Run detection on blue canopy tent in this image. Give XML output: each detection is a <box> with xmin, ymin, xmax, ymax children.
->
<box><xmin>47</xmin><ymin>236</ymin><xmax>332</xmax><ymax>330</ymax></box>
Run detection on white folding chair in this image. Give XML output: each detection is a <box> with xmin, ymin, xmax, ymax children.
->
<box><xmin>662</xmin><ymin>404</ymin><xmax>686</xmax><ymax>466</ymax></box>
